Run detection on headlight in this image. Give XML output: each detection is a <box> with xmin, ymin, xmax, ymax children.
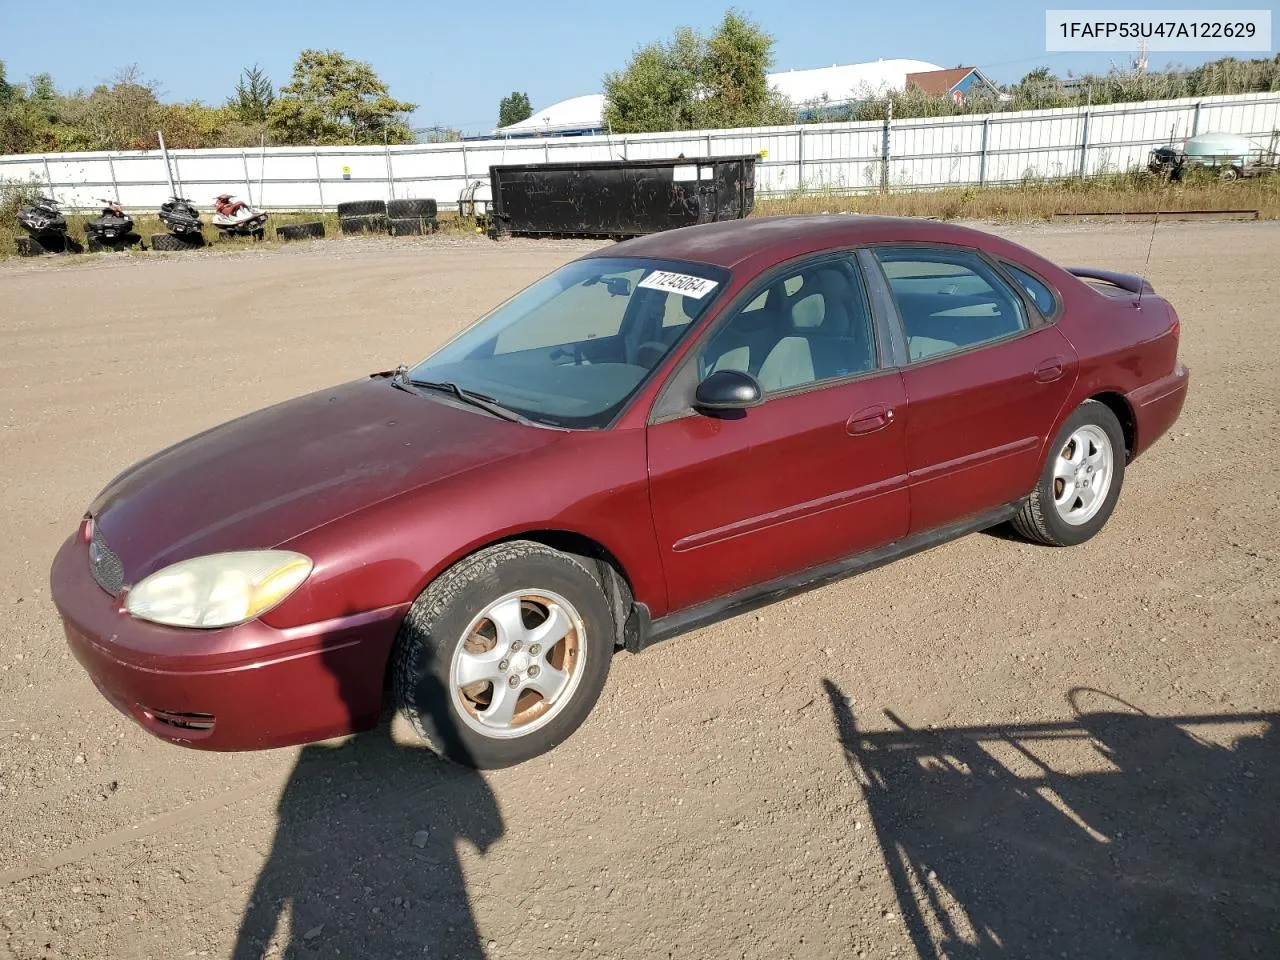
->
<box><xmin>125</xmin><ymin>551</ymin><xmax>312</xmax><ymax>628</ymax></box>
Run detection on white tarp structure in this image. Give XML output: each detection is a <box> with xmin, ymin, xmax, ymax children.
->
<box><xmin>1</xmin><ymin>91</ymin><xmax>1276</xmax><ymax>212</ymax></box>
<box><xmin>497</xmin><ymin>59</ymin><xmax>945</xmax><ymax>136</ymax></box>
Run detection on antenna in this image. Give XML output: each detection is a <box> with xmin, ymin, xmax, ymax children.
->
<box><xmin>1138</xmin><ymin>169</ymin><xmax>1174</xmax><ymax>308</ymax></box>
<box><xmin>1137</xmin><ymin>210</ymin><xmax>1158</xmax><ymax>308</ymax></box>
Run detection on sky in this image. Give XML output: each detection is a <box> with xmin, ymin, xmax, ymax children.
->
<box><xmin>0</xmin><ymin>0</ymin><xmax>1268</xmax><ymax>135</ymax></box>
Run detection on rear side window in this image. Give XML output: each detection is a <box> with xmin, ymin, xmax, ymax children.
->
<box><xmin>874</xmin><ymin>247</ymin><xmax>1028</xmax><ymax>362</ymax></box>
<box><xmin>1003</xmin><ymin>263</ymin><xmax>1058</xmax><ymax>316</ymax></box>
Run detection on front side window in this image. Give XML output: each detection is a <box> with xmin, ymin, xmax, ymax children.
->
<box><xmin>874</xmin><ymin>246</ymin><xmax>1028</xmax><ymax>362</ymax></box>
<box><xmin>697</xmin><ymin>256</ymin><xmax>877</xmax><ymax>394</ymax></box>
<box><xmin>412</xmin><ymin>257</ymin><xmax>727</xmax><ymax>428</ymax></box>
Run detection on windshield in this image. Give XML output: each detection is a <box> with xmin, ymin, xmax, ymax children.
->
<box><xmin>410</xmin><ymin>257</ymin><xmax>728</xmax><ymax>428</ymax></box>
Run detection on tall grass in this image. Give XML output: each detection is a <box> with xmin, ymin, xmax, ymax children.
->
<box><xmin>756</xmin><ymin>171</ymin><xmax>1280</xmax><ymax>221</ymax></box>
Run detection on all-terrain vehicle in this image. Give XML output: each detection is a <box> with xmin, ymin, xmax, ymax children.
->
<box><xmin>15</xmin><ymin>196</ymin><xmax>79</xmax><ymax>256</ymax></box>
<box><xmin>84</xmin><ymin>199</ymin><xmax>141</xmax><ymax>252</ymax></box>
<box><xmin>152</xmin><ymin>197</ymin><xmax>206</xmax><ymax>251</ymax></box>
<box><xmin>158</xmin><ymin>197</ymin><xmax>202</xmax><ymax>237</ymax></box>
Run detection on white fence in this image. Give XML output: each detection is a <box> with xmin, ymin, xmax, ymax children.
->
<box><xmin>1</xmin><ymin>92</ymin><xmax>1277</xmax><ymax>212</ymax></box>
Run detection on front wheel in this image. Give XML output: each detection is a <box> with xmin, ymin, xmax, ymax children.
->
<box><xmin>1012</xmin><ymin>400</ymin><xmax>1126</xmax><ymax>546</ymax></box>
<box><xmin>393</xmin><ymin>541</ymin><xmax>614</xmax><ymax>768</ymax></box>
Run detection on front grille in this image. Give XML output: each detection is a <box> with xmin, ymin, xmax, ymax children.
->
<box><xmin>89</xmin><ymin>522</ymin><xmax>125</xmax><ymax>596</ymax></box>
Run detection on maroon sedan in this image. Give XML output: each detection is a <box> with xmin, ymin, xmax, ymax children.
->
<box><xmin>51</xmin><ymin>216</ymin><xmax>1188</xmax><ymax>768</ymax></box>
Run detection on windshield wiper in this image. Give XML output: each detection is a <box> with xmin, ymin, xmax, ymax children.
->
<box><xmin>408</xmin><ymin>377</ymin><xmax>528</xmax><ymax>425</ymax></box>
<box><xmin>413</xmin><ymin>380</ymin><xmax>526</xmax><ymax>423</ymax></box>
<box><xmin>387</xmin><ymin>364</ymin><xmax>529</xmax><ymax>424</ymax></box>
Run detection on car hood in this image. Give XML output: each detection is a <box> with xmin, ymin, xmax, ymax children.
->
<box><xmin>90</xmin><ymin>376</ymin><xmax>557</xmax><ymax>583</ymax></box>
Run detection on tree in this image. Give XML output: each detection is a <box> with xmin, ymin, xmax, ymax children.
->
<box><xmin>700</xmin><ymin>11</ymin><xmax>789</xmax><ymax>128</ymax></box>
<box><xmin>268</xmin><ymin>50</ymin><xmax>416</xmax><ymax>145</ymax></box>
<box><xmin>0</xmin><ymin>61</ymin><xmax>15</xmax><ymax>107</ymax></box>
<box><xmin>228</xmin><ymin>64</ymin><xmax>275</xmax><ymax>123</ymax></box>
<box><xmin>497</xmin><ymin>91</ymin><xmax>532</xmax><ymax>128</ymax></box>
<box><xmin>603</xmin><ymin>10</ymin><xmax>790</xmax><ymax>133</ymax></box>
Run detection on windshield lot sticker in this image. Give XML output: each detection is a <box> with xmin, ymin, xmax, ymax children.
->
<box><xmin>638</xmin><ymin>271</ymin><xmax>719</xmax><ymax>299</ymax></box>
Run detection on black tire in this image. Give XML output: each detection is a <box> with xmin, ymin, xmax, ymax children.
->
<box><xmin>15</xmin><ymin>236</ymin><xmax>40</xmax><ymax>257</ymax></box>
<box><xmin>150</xmin><ymin>233</ymin><xmax>192</xmax><ymax>252</ymax></box>
<box><xmin>339</xmin><ymin>214</ymin><xmax>386</xmax><ymax>235</ymax></box>
<box><xmin>387</xmin><ymin>198</ymin><xmax>437</xmax><ymax>219</ymax></box>
<box><xmin>336</xmin><ymin>199</ymin><xmax>387</xmax><ymax>218</ymax></box>
<box><xmin>62</xmin><ymin>235</ymin><xmax>83</xmax><ymax>254</ymax></box>
<box><xmin>337</xmin><ymin>213</ymin><xmax>381</xmax><ymax>235</ymax></box>
<box><xmin>393</xmin><ymin>541</ymin><xmax>615</xmax><ymax>769</ymax></box>
<box><xmin>388</xmin><ymin>217</ymin><xmax>426</xmax><ymax>236</ymax></box>
<box><xmin>86</xmin><ymin>235</ymin><xmax>103</xmax><ymax>253</ymax></box>
<box><xmin>1012</xmin><ymin>400</ymin><xmax>1127</xmax><ymax>547</ymax></box>
<box><xmin>276</xmin><ymin>221</ymin><xmax>326</xmax><ymax>241</ymax></box>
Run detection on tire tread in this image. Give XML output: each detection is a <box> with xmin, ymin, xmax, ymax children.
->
<box><xmin>1012</xmin><ymin>399</ymin><xmax>1125</xmax><ymax>547</ymax></box>
<box><xmin>393</xmin><ymin>541</ymin><xmax>610</xmax><ymax>767</ymax></box>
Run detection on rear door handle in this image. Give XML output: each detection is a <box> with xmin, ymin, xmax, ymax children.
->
<box><xmin>847</xmin><ymin>404</ymin><xmax>895</xmax><ymax>436</ymax></box>
<box><xmin>1034</xmin><ymin>357</ymin><xmax>1066</xmax><ymax>383</ymax></box>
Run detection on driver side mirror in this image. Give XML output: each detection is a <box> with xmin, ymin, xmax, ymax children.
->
<box><xmin>694</xmin><ymin>369</ymin><xmax>763</xmax><ymax>412</ymax></box>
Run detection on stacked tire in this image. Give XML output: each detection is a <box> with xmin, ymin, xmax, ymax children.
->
<box><xmin>338</xmin><ymin>200</ymin><xmax>387</xmax><ymax>235</ymax></box>
<box><xmin>277</xmin><ymin>221</ymin><xmax>326</xmax><ymax>242</ymax></box>
<box><xmin>15</xmin><ymin>234</ymin><xmax>81</xmax><ymax>256</ymax></box>
<box><xmin>387</xmin><ymin>198</ymin><xmax>438</xmax><ymax>236</ymax></box>
<box><xmin>150</xmin><ymin>233</ymin><xmax>205</xmax><ymax>252</ymax></box>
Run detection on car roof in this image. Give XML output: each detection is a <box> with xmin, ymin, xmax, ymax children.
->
<box><xmin>591</xmin><ymin>214</ymin><xmax>1016</xmax><ymax>272</ymax></box>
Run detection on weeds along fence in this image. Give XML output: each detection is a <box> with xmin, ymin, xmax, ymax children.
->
<box><xmin>1</xmin><ymin>91</ymin><xmax>1276</xmax><ymax>212</ymax></box>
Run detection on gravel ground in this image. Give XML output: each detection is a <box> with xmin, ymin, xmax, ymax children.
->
<box><xmin>0</xmin><ymin>223</ymin><xmax>1276</xmax><ymax>960</ymax></box>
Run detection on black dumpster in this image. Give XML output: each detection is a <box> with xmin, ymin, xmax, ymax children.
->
<box><xmin>489</xmin><ymin>155</ymin><xmax>757</xmax><ymax>239</ymax></box>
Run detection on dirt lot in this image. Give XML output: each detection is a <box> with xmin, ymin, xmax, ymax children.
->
<box><xmin>0</xmin><ymin>223</ymin><xmax>1276</xmax><ymax>960</ymax></box>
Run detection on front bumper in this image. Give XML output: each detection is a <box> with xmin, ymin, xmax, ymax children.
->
<box><xmin>50</xmin><ymin>533</ymin><xmax>409</xmax><ymax>751</ymax></box>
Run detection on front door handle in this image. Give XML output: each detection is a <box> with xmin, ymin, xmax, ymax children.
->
<box><xmin>847</xmin><ymin>404</ymin><xmax>895</xmax><ymax>436</ymax></box>
<box><xmin>1034</xmin><ymin>357</ymin><xmax>1066</xmax><ymax>383</ymax></box>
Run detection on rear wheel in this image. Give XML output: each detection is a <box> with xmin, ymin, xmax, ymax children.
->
<box><xmin>393</xmin><ymin>541</ymin><xmax>614</xmax><ymax>768</ymax></box>
<box><xmin>1013</xmin><ymin>400</ymin><xmax>1126</xmax><ymax>546</ymax></box>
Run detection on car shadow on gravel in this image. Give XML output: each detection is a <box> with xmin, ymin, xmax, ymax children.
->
<box><xmin>823</xmin><ymin>679</ymin><xmax>1279</xmax><ymax>959</ymax></box>
<box><xmin>231</xmin><ymin>674</ymin><xmax>503</xmax><ymax>960</ymax></box>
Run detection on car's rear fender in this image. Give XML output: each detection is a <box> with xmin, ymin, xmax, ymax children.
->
<box><xmin>1049</xmin><ymin>289</ymin><xmax>1185</xmax><ymax>462</ymax></box>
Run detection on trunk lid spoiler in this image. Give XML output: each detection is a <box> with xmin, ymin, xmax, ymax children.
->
<box><xmin>1066</xmin><ymin>267</ymin><xmax>1155</xmax><ymax>296</ymax></box>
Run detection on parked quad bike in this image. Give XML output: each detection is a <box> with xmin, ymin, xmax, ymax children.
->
<box><xmin>159</xmin><ymin>196</ymin><xmax>203</xmax><ymax>237</ymax></box>
<box><xmin>15</xmin><ymin>196</ymin><xmax>80</xmax><ymax>255</ymax></box>
<box><xmin>152</xmin><ymin>197</ymin><xmax>205</xmax><ymax>251</ymax></box>
<box><xmin>212</xmin><ymin>194</ymin><xmax>268</xmax><ymax>239</ymax></box>
<box><xmin>84</xmin><ymin>198</ymin><xmax>141</xmax><ymax>252</ymax></box>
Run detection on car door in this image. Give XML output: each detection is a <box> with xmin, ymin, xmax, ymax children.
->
<box><xmin>646</xmin><ymin>253</ymin><xmax>910</xmax><ymax>614</ymax></box>
<box><xmin>868</xmin><ymin>244</ymin><xmax>1078</xmax><ymax>534</ymax></box>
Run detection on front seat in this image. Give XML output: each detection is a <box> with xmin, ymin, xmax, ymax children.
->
<box><xmin>757</xmin><ymin>336</ymin><xmax>815</xmax><ymax>392</ymax></box>
<box><xmin>701</xmin><ymin>288</ymin><xmax>784</xmax><ymax>377</ymax></box>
